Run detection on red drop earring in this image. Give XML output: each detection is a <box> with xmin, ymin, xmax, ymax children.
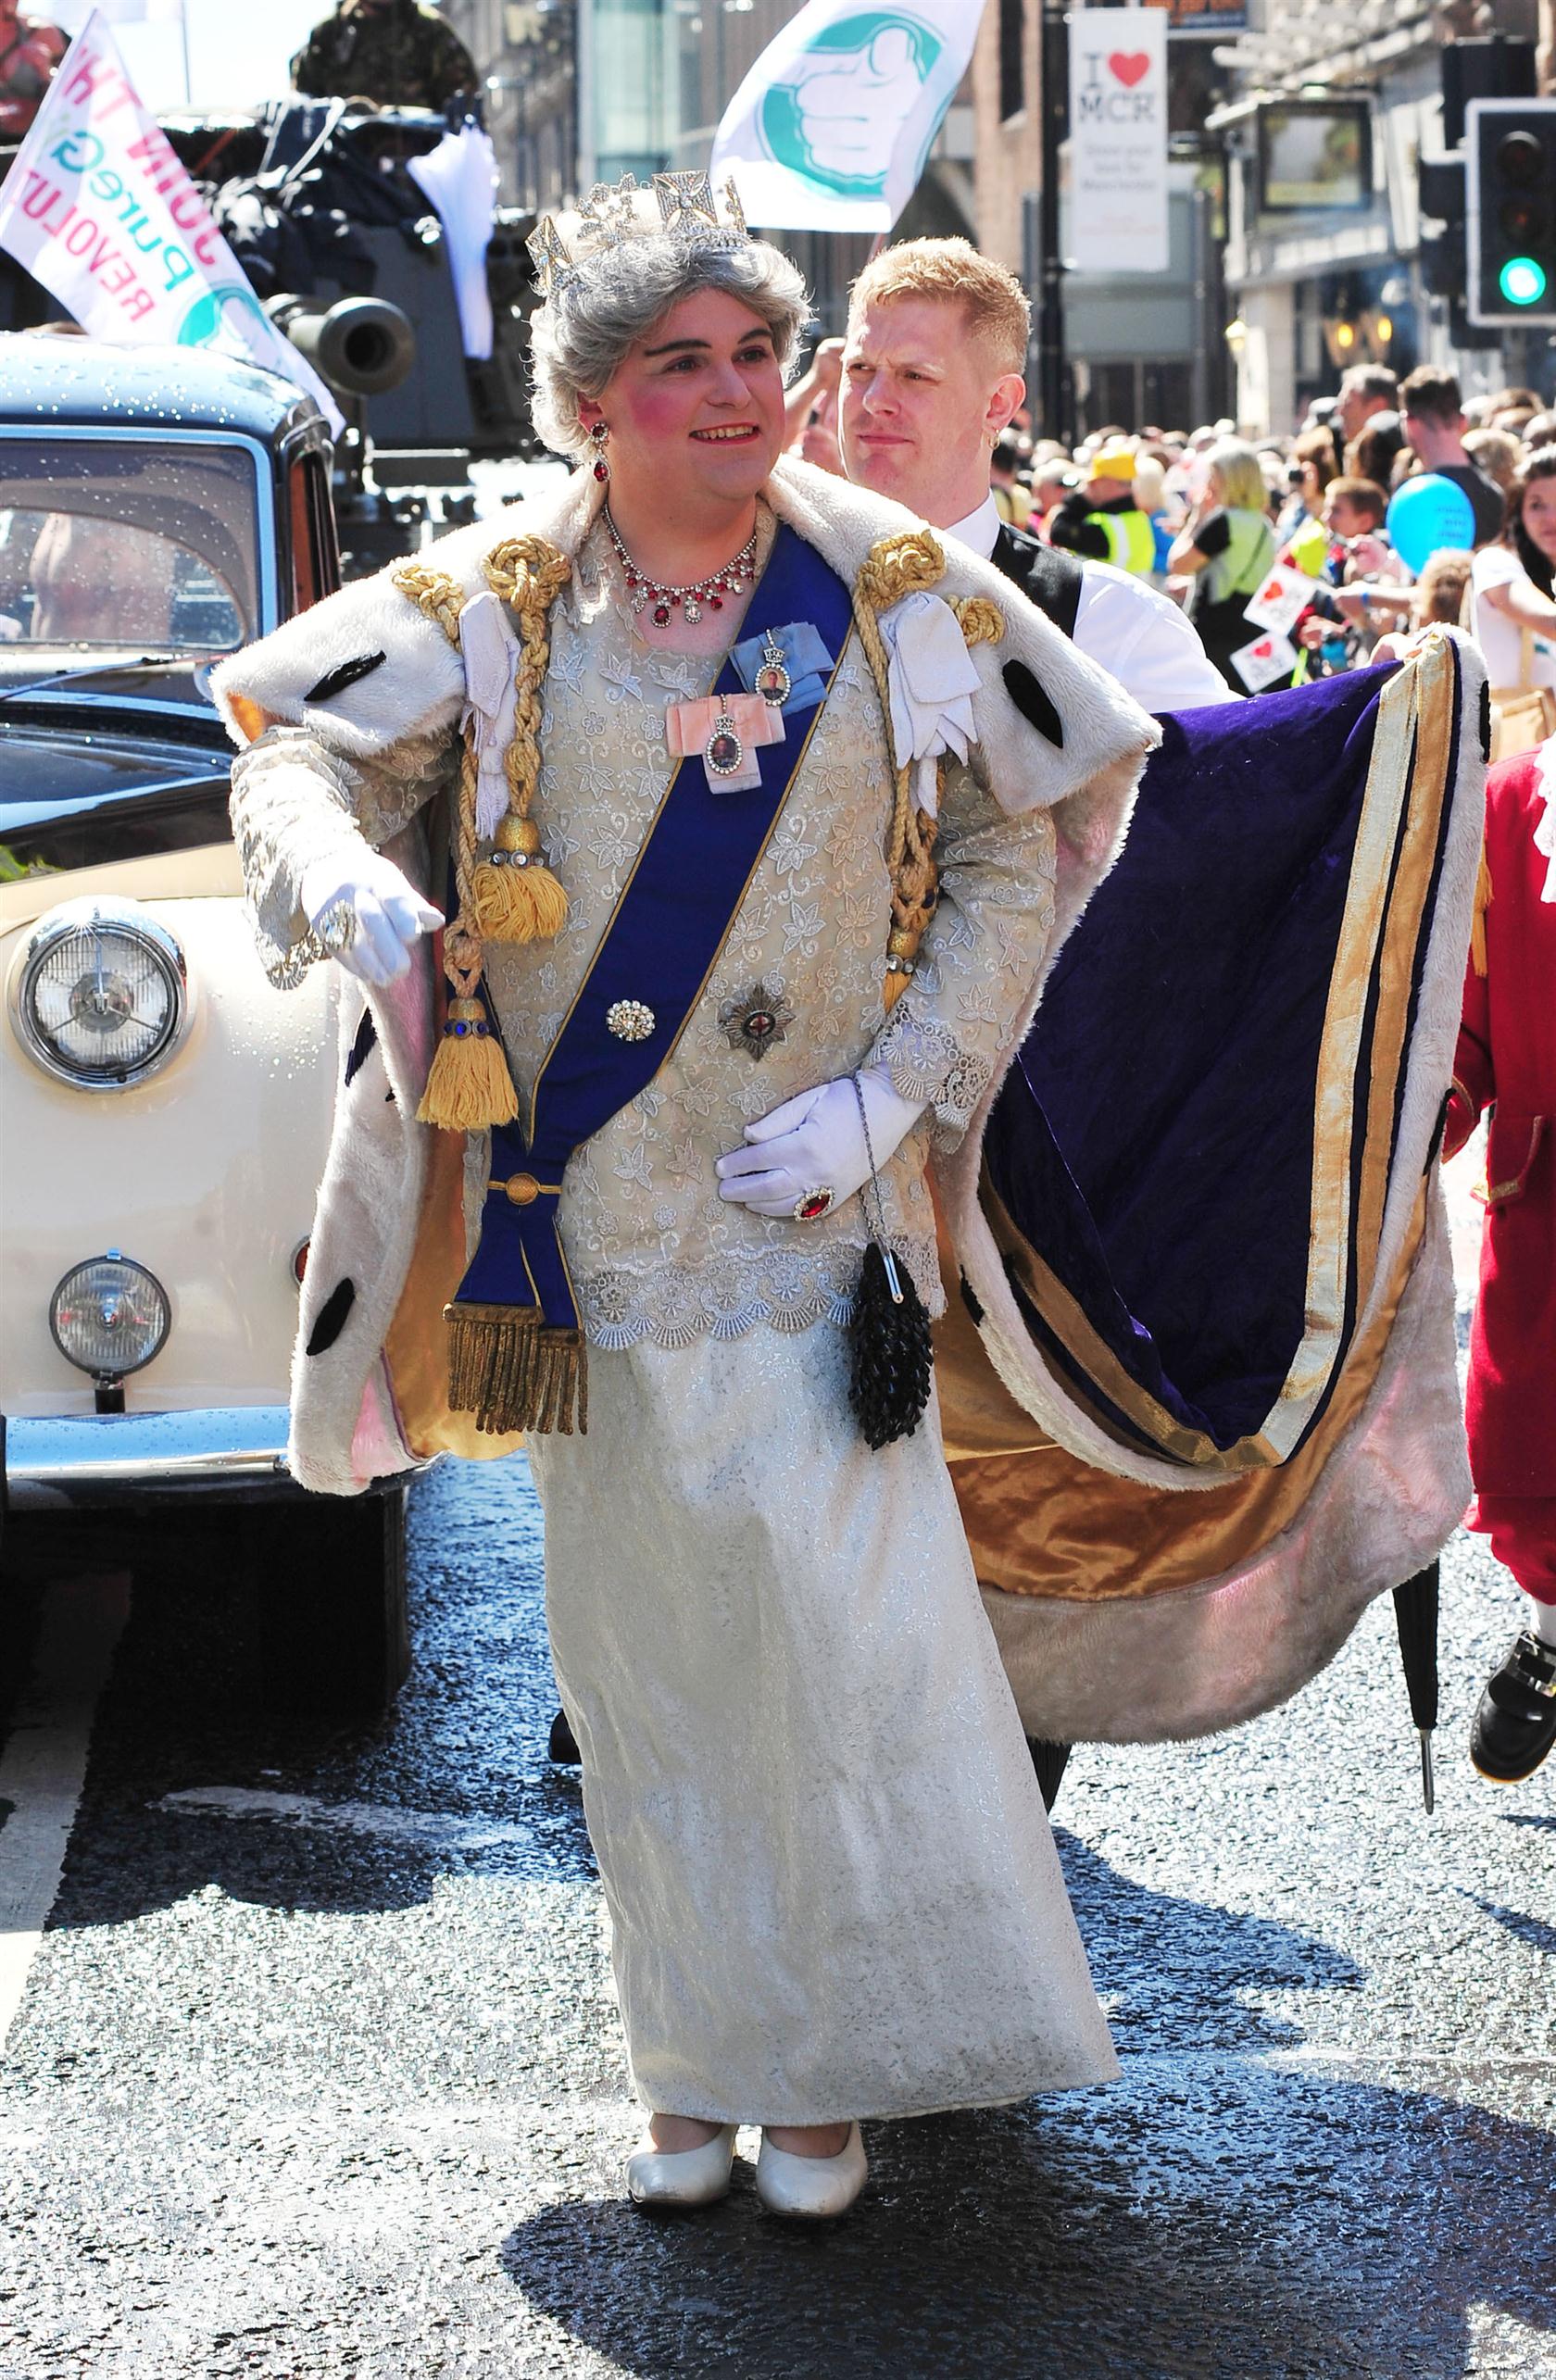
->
<box><xmin>590</xmin><ymin>421</ymin><xmax>610</xmax><ymax>482</ymax></box>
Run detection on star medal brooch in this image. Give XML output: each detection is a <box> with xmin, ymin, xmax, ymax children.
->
<box><xmin>705</xmin><ymin>704</ymin><xmax>745</xmax><ymax>779</ymax></box>
<box><xmin>754</xmin><ymin>633</ymin><xmax>791</xmax><ymax>708</ymax></box>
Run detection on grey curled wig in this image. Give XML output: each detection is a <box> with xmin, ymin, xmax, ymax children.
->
<box><xmin>529</xmin><ymin>236</ymin><xmax>811</xmax><ymax>457</ymax></box>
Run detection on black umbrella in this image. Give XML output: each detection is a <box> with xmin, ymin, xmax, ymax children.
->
<box><xmin>1392</xmin><ymin>1562</ymin><xmax>1440</xmax><ymax>1812</ymax></box>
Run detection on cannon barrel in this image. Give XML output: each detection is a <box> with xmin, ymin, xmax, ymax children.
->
<box><xmin>265</xmin><ymin>295</ymin><xmax>417</xmax><ymax>399</ymax></box>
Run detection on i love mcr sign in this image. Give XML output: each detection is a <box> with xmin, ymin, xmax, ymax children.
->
<box><xmin>1068</xmin><ymin>7</ymin><xmax>1169</xmax><ymax>275</ymax></box>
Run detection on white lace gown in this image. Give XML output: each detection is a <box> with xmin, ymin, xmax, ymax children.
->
<box><xmin>528</xmin><ymin>1325</ymin><xmax>1119</xmax><ymax>2124</ymax></box>
<box><xmin>502</xmin><ymin>525</ymin><xmax>1116</xmax><ymax>2121</ymax></box>
<box><xmin>237</xmin><ymin>513</ymin><xmax>1120</xmax><ymax>2122</ymax></box>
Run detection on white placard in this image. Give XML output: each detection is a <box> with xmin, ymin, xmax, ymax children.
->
<box><xmin>0</xmin><ymin>11</ymin><xmax>342</xmax><ymax>429</ymax></box>
<box><xmin>1067</xmin><ymin>8</ymin><xmax>1169</xmax><ymax>274</ymax></box>
<box><xmin>1229</xmin><ymin>629</ymin><xmax>1299</xmax><ymax>693</ymax></box>
<box><xmin>1243</xmin><ymin>564</ymin><xmax>1325</xmax><ymax>636</ymax></box>
<box><xmin>709</xmin><ymin>0</ymin><xmax>991</xmax><ymax>233</ymax></box>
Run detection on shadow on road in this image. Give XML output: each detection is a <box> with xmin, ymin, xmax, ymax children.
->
<box><xmin>500</xmin><ymin>1847</ymin><xmax>1556</xmax><ymax>2380</ymax></box>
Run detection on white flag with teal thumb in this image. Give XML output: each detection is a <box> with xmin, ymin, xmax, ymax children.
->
<box><xmin>709</xmin><ymin>0</ymin><xmax>989</xmax><ymax>232</ymax></box>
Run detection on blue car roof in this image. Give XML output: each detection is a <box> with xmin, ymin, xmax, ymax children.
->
<box><xmin>0</xmin><ymin>332</ymin><xmax>325</xmax><ymax>442</ymax></box>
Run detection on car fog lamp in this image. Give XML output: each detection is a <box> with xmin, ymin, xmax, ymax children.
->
<box><xmin>50</xmin><ymin>1253</ymin><xmax>170</xmax><ymax>1380</ymax></box>
<box><xmin>10</xmin><ymin>900</ymin><xmax>187</xmax><ymax>1090</ymax></box>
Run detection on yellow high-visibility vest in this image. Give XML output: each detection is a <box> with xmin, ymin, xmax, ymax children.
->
<box><xmin>1087</xmin><ymin>507</ymin><xmax>1156</xmax><ymax>577</ymax></box>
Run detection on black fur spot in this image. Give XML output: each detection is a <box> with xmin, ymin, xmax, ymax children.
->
<box><xmin>306</xmin><ymin>650</ymin><xmax>387</xmax><ymax>705</ymax></box>
<box><xmin>1478</xmin><ymin>679</ymin><xmax>1492</xmax><ymax>764</ymax></box>
<box><xmin>960</xmin><ymin>1272</ymin><xmax>985</xmax><ymax>1326</ymax></box>
<box><xmin>305</xmin><ymin>1278</ymin><xmax>356</xmax><ymax>1356</ymax></box>
<box><xmin>1002</xmin><ymin>658</ymin><xmax>1064</xmax><ymax>749</ymax></box>
<box><xmin>344</xmin><ymin>1008</ymin><xmax>377</xmax><ymax>1085</ymax></box>
<box><xmin>1426</xmin><ymin>1088</ymin><xmax>1451</xmax><ymax>1173</ymax></box>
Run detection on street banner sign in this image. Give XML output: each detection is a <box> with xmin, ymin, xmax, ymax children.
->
<box><xmin>709</xmin><ymin>0</ymin><xmax>990</xmax><ymax>233</ymax></box>
<box><xmin>1067</xmin><ymin>7</ymin><xmax>1170</xmax><ymax>274</ymax></box>
<box><xmin>0</xmin><ymin>10</ymin><xmax>342</xmax><ymax>428</ymax></box>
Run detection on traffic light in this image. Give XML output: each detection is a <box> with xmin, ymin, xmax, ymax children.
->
<box><xmin>1466</xmin><ymin>98</ymin><xmax>1556</xmax><ymax>326</ymax></box>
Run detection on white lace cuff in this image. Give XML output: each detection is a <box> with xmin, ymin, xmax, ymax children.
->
<box><xmin>229</xmin><ymin>723</ymin><xmax>453</xmax><ymax>989</ymax></box>
<box><xmin>230</xmin><ymin>728</ymin><xmax>363</xmax><ymax>988</ymax></box>
<box><xmin>869</xmin><ymin>1012</ymin><xmax>994</xmax><ymax>1146</ymax></box>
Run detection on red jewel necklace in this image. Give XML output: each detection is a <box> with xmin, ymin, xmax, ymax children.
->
<box><xmin>605</xmin><ymin>509</ymin><xmax>759</xmax><ymax>629</ymax></box>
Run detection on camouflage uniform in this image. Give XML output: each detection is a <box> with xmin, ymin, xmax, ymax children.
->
<box><xmin>291</xmin><ymin>0</ymin><xmax>477</xmax><ymax>110</ymax></box>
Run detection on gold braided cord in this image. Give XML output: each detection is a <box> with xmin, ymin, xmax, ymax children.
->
<box><xmin>854</xmin><ymin>526</ymin><xmax>946</xmax><ymax>616</ymax></box>
<box><xmin>483</xmin><ymin>535</ymin><xmax>573</xmax><ymax>828</ymax></box>
<box><xmin>851</xmin><ymin>531</ymin><xmax>949</xmax><ymax>1004</ymax></box>
<box><xmin>392</xmin><ymin>559</ymin><xmax>465</xmax><ymax>645</ymax></box>
<box><xmin>391</xmin><ymin>559</ymin><xmax>488</xmax><ymax>992</ymax></box>
<box><xmin>952</xmin><ymin>595</ymin><xmax>1005</xmax><ymax>646</ymax></box>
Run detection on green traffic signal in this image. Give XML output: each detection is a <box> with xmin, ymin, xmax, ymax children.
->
<box><xmin>1500</xmin><ymin>255</ymin><xmax>1549</xmax><ymax>306</ymax></box>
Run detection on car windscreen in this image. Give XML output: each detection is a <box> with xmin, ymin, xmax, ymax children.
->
<box><xmin>0</xmin><ymin>436</ymin><xmax>262</xmax><ymax>661</ymax></box>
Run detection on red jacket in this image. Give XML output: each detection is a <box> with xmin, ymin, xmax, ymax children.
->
<box><xmin>1445</xmin><ymin>745</ymin><xmax>1556</xmax><ymax>1494</ymax></box>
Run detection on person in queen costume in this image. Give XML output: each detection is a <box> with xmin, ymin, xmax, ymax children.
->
<box><xmin>213</xmin><ymin>175</ymin><xmax>1158</xmax><ymax>2219</ymax></box>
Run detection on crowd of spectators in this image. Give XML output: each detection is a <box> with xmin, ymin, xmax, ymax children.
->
<box><xmin>862</xmin><ymin>359</ymin><xmax>1554</xmax><ymax>701</ymax></box>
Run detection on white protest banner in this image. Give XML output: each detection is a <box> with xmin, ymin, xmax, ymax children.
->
<box><xmin>0</xmin><ymin>11</ymin><xmax>343</xmax><ymax>429</ymax></box>
<box><xmin>1068</xmin><ymin>7</ymin><xmax>1169</xmax><ymax>274</ymax></box>
<box><xmin>1229</xmin><ymin>628</ymin><xmax>1299</xmax><ymax>694</ymax></box>
<box><xmin>1243</xmin><ymin>563</ymin><xmax>1324</xmax><ymax>637</ymax></box>
<box><xmin>709</xmin><ymin>0</ymin><xmax>989</xmax><ymax>233</ymax></box>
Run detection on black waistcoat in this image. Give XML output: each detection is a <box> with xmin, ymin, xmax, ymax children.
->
<box><xmin>990</xmin><ymin>523</ymin><xmax>1084</xmax><ymax>642</ymax></box>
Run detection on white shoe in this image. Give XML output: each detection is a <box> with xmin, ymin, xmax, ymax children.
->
<box><xmin>625</xmin><ymin>2123</ymin><xmax>737</xmax><ymax>2210</ymax></box>
<box><xmin>754</xmin><ymin>2122</ymin><xmax>868</xmax><ymax>2219</ymax></box>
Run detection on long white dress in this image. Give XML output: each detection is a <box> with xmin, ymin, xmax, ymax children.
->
<box><xmin>529</xmin><ymin>1327</ymin><xmax>1118</xmax><ymax>2123</ymax></box>
<box><xmin>226</xmin><ymin>498</ymin><xmax>1124</xmax><ymax>2123</ymax></box>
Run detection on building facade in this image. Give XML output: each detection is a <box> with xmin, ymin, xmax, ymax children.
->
<box><xmin>971</xmin><ymin>0</ymin><xmax>1235</xmax><ymax>437</ymax></box>
<box><xmin>443</xmin><ymin>0</ymin><xmax>577</xmax><ymax>216</ymax></box>
<box><xmin>1214</xmin><ymin>0</ymin><xmax>1546</xmax><ymax>436</ymax></box>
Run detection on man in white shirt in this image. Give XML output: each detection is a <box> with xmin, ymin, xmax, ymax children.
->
<box><xmin>834</xmin><ymin>243</ymin><xmax>1229</xmax><ymax>1814</ymax></box>
<box><xmin>837</xmin><ymin>237</ymin><xmax>1236</xmax><ymax>715</ymax></box>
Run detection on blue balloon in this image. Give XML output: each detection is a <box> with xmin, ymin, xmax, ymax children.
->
<box><xmin>1386</xmin><ymin>473</ymin><xmax>1478</xmax><ymax>576</ymax></box>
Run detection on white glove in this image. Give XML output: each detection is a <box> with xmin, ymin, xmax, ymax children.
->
<box><xmin>714</xmin><ymin>1065</ymin><xmax>925</xmax><ymax>1221</ymax></box>
<box><xmin>298</xmin><ymin>848</ymin><xmax>445</xmax><ymax>988</ymax></box>
<box><xmin>878</xmin><ymin>590</ymin><xmax>981</xmax><ymax>819</ymax></box>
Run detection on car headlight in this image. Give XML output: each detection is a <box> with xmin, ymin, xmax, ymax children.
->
<box><xmin>50</xmin><ymin>1252</ymin><xmax>170</xmax><ymax>1380</ymax></box>
<box><xmin>8</xmin><ymin>898</ymin><xmax>189</xmax><ymax>1090</ymax></box>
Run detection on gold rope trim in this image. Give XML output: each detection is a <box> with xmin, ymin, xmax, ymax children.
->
<box><xmin>1471</xmin><ymin>840</ymin><xmax>1492</xmax><ymax>978</ymax></box>
<box><xmin>446</xmin><ymin>1301</ymin><xmax>588</xmax><ymax>1435</ymax></box>
<box><xmin>471</xmin><ymin>535</ymin><xmax>575</xmax><ymax>942</ymax></box>
<box><xmin>853</xmin><ymin>529</ymin><xmax>947</xmax><ymax>1011</ymax></box>
<box><xmin>391</xmin><ymin>560</ymin><xmax>487</xmax><ymax>999</ymax></box>
<box><xmin>952</xmin><ymin>595</ymin><xmax>1005</xmax><ymax>646</ymax></box>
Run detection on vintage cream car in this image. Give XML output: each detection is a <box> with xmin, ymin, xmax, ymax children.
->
<box><xmin>0</xmin><ymin>334</ymin><xmax>408</xmax><ymax>1712</ymax></box>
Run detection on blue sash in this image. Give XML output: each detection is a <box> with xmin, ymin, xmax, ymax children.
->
<box><xmin>447</xmin><ymin>523</ymin><xmax>855</xmax><ymax>1434</ymax></box>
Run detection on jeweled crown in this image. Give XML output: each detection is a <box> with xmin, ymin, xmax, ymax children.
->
<box><xmin>527</xmin><ymin>170</ymin><xmax>751</xmax><ymax>303</ymax></box>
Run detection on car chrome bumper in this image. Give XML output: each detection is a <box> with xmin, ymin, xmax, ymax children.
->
<box><xmin>4</xmin><ymin>1407</ymin><xmax>299</xmax><ymax>1510</ymax></box>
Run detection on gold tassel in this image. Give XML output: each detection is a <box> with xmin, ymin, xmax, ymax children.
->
<box><xmin>471</xmin><ymin>814</ymin><xmax>570</xmax><ymax>942</ymax></box>
<box><xmin>445</xmin><ymin>1301</ymin><xmax>587</xmax><ymax>1434</ymax></box>
<box><xmin>1471</xmin><ymin>842</ymin><xmax>1492</xmax><ymax>978</ymax></box>
<box><xmin>417</xmin><ymin>997</ymin><xmax>520</xmax><ymax>1131</ymax></box>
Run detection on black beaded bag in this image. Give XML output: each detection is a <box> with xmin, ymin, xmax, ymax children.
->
<box><xmin>846</xmin><ymin>1075</ymin><xmax>935</xmax><ymax>1448</ymax></box>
